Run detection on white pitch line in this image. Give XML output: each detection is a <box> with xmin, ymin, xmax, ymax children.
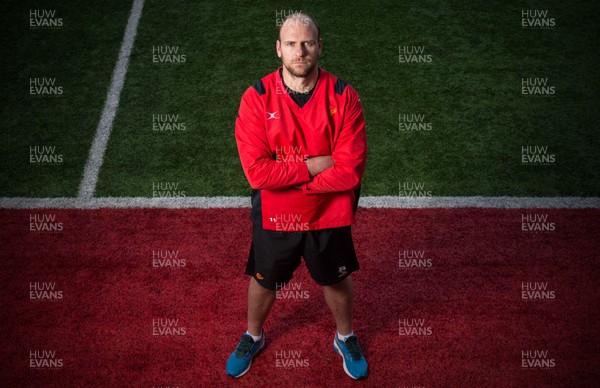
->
<box><xmin>77</xmin><ymin>0</ymin><xmax>144</xmax><ymax>199</ymax></box>
<box><xmin>0</xmin><ymin>196</ymin><xmax>599</xmax><ymax>209</ymax></box>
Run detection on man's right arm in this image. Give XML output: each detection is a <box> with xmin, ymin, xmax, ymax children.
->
<box><xmin>235</xmin><ymin>89</ymin><xmax>311</xmax><ymax>190</ymax></box>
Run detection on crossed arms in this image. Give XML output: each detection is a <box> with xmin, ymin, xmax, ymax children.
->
<box><xmin>235</xmin><ymin>87</ymin><xmax>367</xmax><ymax>194</ymax></box>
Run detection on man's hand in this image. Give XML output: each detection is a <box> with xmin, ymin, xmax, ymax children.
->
<box><xmin>307</xmin><ymin>155</ymin><xmax>334</xmax><ymax>177</ymax></box>
<box><xmin>289</xmin><ymin>156</ymin><xmax>334</xmax><ymax>189</ymax></box>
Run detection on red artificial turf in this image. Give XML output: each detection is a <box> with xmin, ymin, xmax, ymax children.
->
<box><xmin>1</xmin><ymin>208</ymin><xmax>599</xmax><ymax>387</ymax></box>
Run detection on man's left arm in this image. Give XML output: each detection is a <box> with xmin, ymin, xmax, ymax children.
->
<box><xmin>302</xmin><ymin>87</ymin><xmax>367</xmax><ymax>194</ymax></box>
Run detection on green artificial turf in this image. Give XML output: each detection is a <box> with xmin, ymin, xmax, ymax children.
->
<box><xmin>2</xmin><ymin>1</ymin><xmax>599</xmax><ymax>197</ymax></box>
<box><xmin>0</xmin><ymin>0</ymin><xmax>132</xmax><ymax>196</ymax></box>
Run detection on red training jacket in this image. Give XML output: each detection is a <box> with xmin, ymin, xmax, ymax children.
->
<box><xmin>235</xmin><ymin>67</ymin><xmax>367</xmax><ymax>231</ymax></box>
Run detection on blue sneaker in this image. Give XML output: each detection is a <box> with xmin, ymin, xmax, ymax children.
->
<box><xmin>226</xmin><ymin>331</ymin><xmax>265</xmax><ymax>378</ymax></box>
<box><xmin>333</xmin><ymin>334</ymin><xmax>368</xmax><ymax>379</ymax></box>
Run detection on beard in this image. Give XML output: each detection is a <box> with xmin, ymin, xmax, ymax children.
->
<box><xmin>283</xmin><ymin>59</ymin><xmax>317</xmax><ymax>78</ymax></box>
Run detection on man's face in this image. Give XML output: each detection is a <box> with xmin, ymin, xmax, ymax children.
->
<box><xmin>276</xmin><ymin>18</ymin><xmax>322</xmax><ymax>78</ymax></box>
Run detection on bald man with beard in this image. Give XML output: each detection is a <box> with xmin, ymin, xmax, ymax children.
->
<box><xmin>227</xmin><ymin>13</ymin><xmax>368</xmax><ymax>380</ymax></box>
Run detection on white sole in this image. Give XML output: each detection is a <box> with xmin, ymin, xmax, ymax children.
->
<box><xmin>333</xmin><ymin>338</ymin><xmax>360</xmax><ymax>380</ymax></box>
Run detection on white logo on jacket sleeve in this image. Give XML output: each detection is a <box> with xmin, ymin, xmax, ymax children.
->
<box><xmin>266</xmin><ymin>111</ymin><xmax>279</xmax><ymax>120</ymax></box>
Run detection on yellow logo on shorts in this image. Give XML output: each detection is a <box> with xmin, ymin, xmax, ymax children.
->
<box><xmin>256</xmin><ymin>273</ymin><xmax>264</xmax><ymax>280</ymax></box>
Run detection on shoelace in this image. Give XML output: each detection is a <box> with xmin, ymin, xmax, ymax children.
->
<box><xmin>344</xmin><ymin>337</ymin><xmax>363</xmax><ymax>361</ymax></box>
<box><xmin>235</xmin><ymin>336</ymin><xmax>254</xmax><ymax>358</ymax></box>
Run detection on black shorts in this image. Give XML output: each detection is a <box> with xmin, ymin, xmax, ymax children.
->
<box><xmin>245</xmin><ymin>224</ymin><xmax>360</xmax><ymax>290</ymax></box>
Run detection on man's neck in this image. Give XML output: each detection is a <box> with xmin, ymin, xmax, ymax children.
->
<box><xmin>281</xmin><ymin>66</ymin><xmax>319</xmax><ymax>93</ymax></box>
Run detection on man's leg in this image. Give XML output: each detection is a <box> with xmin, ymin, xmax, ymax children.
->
<box><xmin>226</xmin><ymin>277</ymin><xmax>275</xmax><ymax>378</ymax></box>
<box><xmin>304</xmin><ymin>228</ymin><xmax>367</xmax><ymax>379</ymax></box>
<box><xmin>324</xmin><ymin>275</ymin><xmax>368</xmax><ymax>379</ymax></box>
<box><xmin>247</xmin><ymin>276</ymin><xmax>276</xmax><ymax>336</ymax></box>
<box><xmin>323</xmin><ymin>275</ymin><xmax>353</xmax><ymax>335</ymax></box>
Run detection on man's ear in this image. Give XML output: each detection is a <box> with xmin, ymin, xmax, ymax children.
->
<box><xmin>276</xmin><ymin>39</ymin><xmax>282</xmax><ymax>58</ymax></box>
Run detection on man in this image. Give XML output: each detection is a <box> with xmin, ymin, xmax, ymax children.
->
<box><xmin>227</xmin><ymin>12</ymin><xmax>368</xmax><ymax>380</ymax></box>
